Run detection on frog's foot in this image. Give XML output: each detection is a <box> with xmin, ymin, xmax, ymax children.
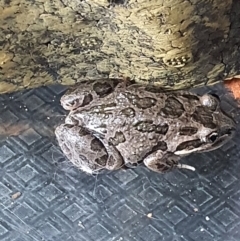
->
<box><xmin>143</xmin><ymin>151</ymin><xmax>195</xmax><ymax>173</ymax></box>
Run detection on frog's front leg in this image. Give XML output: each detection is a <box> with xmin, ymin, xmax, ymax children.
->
<box><xmin>55</xmin><ymin>124</ymin><xmax>124</xmax><ymax>174</ymax></box>
<box><xmin>143</xmin><ymin>151</ymin><xmax>195</xmax><ymax>173</ymax></box>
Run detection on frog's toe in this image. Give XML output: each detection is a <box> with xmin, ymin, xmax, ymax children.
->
<box><xmin>125</xmin><ymin>162</ymin><xmax>139</xmax><ymax>169</ymax></box>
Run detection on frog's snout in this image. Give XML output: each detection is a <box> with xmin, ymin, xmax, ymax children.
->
<box><xmin>226</xmin><ymin>126</ymin><xmax>236</xmax><ymax>138</ymax></box>
<box><xmin>221</xmin><ymin>109</ymin><xmax>237</xmax><ymax>130</ymax></box>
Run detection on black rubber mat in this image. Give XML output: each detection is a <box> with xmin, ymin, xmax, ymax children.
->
<box><xmin>0</xmin><ymin>83</ymin><xmax>240</xmax><ymax>241</ymax></box>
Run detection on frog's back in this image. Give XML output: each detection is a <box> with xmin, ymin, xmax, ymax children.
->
<box><xmin>61</xmin><ymin>79</ymin><xmax>236</xmax><ymax>167</ymax></box>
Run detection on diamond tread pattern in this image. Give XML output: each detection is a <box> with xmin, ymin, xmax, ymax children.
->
<box><xmin>0</xmin><ymin>83</ymin><xmax>240</xmax><ymax>241</ymax></box>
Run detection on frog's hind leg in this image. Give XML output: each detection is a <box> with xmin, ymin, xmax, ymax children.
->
<box><xmin>143</xmin><ymin>151</ymin><xmax>195</xmax><ymax>173</ymax></box>
<box><xmin>55</xmin><ymin>124</ymin><xmax>124</xmax><ymax>174</ymax></box>
<box><xmin>92</xmin><ymin>135</ymin><xmax>125</xmax><ymax>171</ymax></box>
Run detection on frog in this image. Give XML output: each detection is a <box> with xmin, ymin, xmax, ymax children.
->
<box><xmin>55</xmin><ymin>79</ymin><xmax>236</xmax><ymax>175</ymax></box>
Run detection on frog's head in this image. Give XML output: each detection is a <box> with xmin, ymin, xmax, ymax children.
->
<box><xmin>175</xmin><ymin>93</ymin><xmax>236</xmax><ymax>155</ymax></box>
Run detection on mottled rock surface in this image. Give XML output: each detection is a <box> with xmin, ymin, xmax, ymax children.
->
<box><xmin>0</xmin><ymin>0</ymin><xmax>239</xmax><ymax>94</ymax></box>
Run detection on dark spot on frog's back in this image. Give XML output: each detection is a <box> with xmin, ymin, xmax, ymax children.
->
<box><xmin>82</xmin><ymin>93</ymin><xmax>93</xmax><ymax>106</ymax></box>
<box><xmin>179</xmin><ymin>126</ymin><xmax>198</xmax><ymax>136</ymax></box>
<box><xmin>95</xmin><ymin>154</ymin><xmax>108</xmax><ymax>166</ymax></box>
<box><xmin>155</xmin><ymin>123</ymin><xmax>169</xmax><ymax>135</ymax></box>
<box><xmin>120</xmin><ymin>107</ymin><xmax>135</xmax><ymax>118</ymax></box>
<box><xmin>90</xmin><ymin>138</ymin><xmax>105</xmax><ymax>152</ymax></box>
<box><xmin>136</xmin><ymin>97</ymin><xmax>157</xmax><ymax>109</ymax></box>
<box><xmin>109</xmin><ymin>131</ymin><xmax>126</xmax><ymax>146</ymax></box>
<box><xmin>160</xmin><ymin>97</ymin><xmax>184</xmax><ymax>118</ymax></box>
<box><xmin>93</xmin><ymin>81</ymin><xmax>115</xmax><ymax>97</ymax></box>
<box><xmin>134</xmin><ymin>121</ymin><xmax>169</xmax><ymax>135</ymax></box>
<box><xmin>192</xmin><ymin>106</ymin><xmax>216</xmax><ymax>129</ymax></box>
<box><xmin>134</xmin><ymin>120</ymin><xmax>154</xmax><ymax>132</ymax></box>
<box><xmin>152</xmin><ymin>141</ymin><xmax>168</xmax><ymax>152</ymax></box>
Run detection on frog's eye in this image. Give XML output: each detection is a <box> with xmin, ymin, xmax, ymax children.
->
<box><xmin>208</xmin><ymin>132</ymin><xmax>218</xmax><ymax>142</ymax></box>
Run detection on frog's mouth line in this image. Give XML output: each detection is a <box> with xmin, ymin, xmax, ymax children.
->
<box><xmin>175</xmin><ymin>126</ymin><xmax>236</xmax><ymax>156</ymax></box>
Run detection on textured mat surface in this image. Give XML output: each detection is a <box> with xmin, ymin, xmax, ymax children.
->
<box><xmin>0</xmin><ymin>83</ymin><xmax>240</xmax><ymax>241</ymax></box>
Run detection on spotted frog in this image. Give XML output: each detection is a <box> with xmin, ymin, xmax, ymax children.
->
<box><xmin>55</xmin><ymin>79</ymin><xmax>236</xmax><ymax>174</ymax></box>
